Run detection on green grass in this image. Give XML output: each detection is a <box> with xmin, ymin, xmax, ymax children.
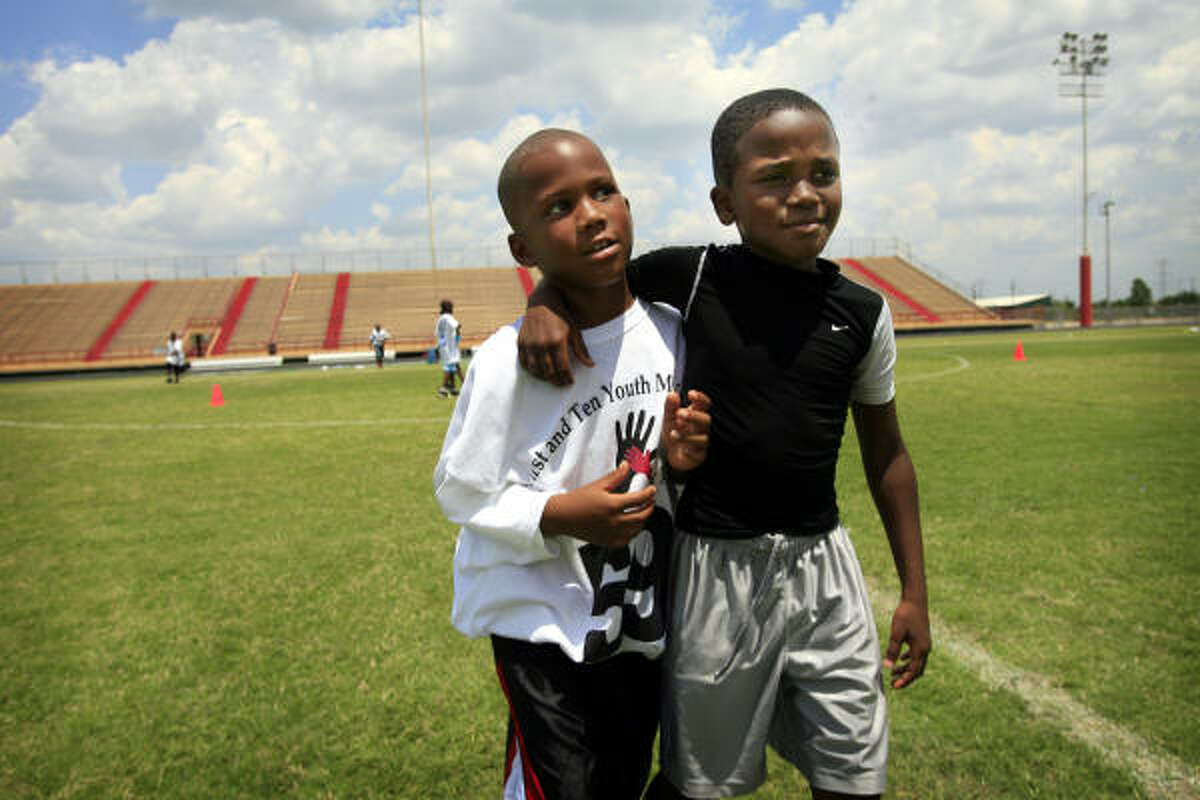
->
<box><xmin>845</xmin><ymin>329</ymin><xmax>1200</xmax><ymax>769</ymax></box>
<box><xmin>1</xmin><ymin>328</ymin><xmax>1197</xmax><ymax>798</ymax></box>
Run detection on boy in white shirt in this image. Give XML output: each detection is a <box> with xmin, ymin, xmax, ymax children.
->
<box><xmin>435</xmin><ymin>300</ymin><xmax>463</xmax><ymax>396</ymax></box>
<box><xmin>165</xmin><ymin>331</ymin><xmax>186</xmax><ymax>383</ymax></box>
<box><xmin>434</xmin><ymin>129</ymin><xmax>711</xmax><ymax>799</ymax></box>
<box><xmin>369</xmin><ymin>323</ymin><xmax>389</xmax><ymax>367</ymax></box>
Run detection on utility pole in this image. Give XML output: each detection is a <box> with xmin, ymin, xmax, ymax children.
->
<box><xmin>1101</xmin><ymin>199</ymin><xmax>1114</xmax><ymax>319</ymax></box>
<box><xmin>417</xmin><ymin>0</ymin><xmax>438</xmax><ymax>273</ymax></box>
<box><xmin>1055</xmin><ymin>32</ymin><xmax>1109</xmax><ymax>328</ymax></box>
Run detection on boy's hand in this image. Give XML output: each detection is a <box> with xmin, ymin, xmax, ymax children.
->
<box><xmin>541</xmin><ymin>462</ymin><xmax>656</xmax><ymax>548</ymax></box>
<box><xmin>884</xmin><ymin>597</ymin><xmax>931</xmax><ymax>689</ymax></box>
<box><xmin>662</xmin><ymin>390</ymin><xmax>712</xmax><ymax>473</ymax></box>
<box><xmin>517</xmin><ymin>286</ymin><xmax>592</xmax><ymax>386</ymax></box>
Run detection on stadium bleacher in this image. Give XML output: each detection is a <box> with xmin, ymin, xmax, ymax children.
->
<box><xmin>839</xmin><ymin>256</ymin><xmax>1004</xmax><ymax>330</ymax></box>
<box><xmin>221</xmin><ymin>275</ymin><xmax>292</xmax><ymax>356</ymax></box>
<box><xmin>0</xmin><ymin>258</ymin><xmax>1016</xmax><ymax>373</ymax></box>
<box><xmin>103</xmin><ymin>278</ymin><xmax>243</xmax><ymax>361</ymax></box>
<box><xmin>270</xmin><ymin>273</ymin><xmax>340</xmax><ymax>356</ymax></box>
<box><xmin>0</xmin><ymin>281</ymin><xmax>145</xmax><ymax>366</ymax></box>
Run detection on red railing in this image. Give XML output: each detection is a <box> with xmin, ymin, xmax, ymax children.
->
<box><xmin>208</xmin><ymin>277</ymin><xmax>258</xmax><ymax>356</ymax></box>
<box><xmin>84</xmin><ymin>280</ymin><xmax>157</xmax><ymax>361</ymax></box>
<box><xmin>841</xmin><ymin>259</ymin><xmax>940</xmax><ymax>323</ymax></box>
<box><xmin>323</xmin><ymin>272</ymin><xmax>351</xmax><ymax>350</ymax></box>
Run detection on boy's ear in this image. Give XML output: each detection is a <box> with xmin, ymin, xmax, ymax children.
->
<box><xmin>508</xmin><ymin>232</ymin><xmax>537</xmax><ymax>267</ymax></box>
<box><xmin>710</xmin><ymin>185</ymin><xmax>737</xmax><ymax>226</ymax></box>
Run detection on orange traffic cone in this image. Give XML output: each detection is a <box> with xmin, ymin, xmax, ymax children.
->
<box><xmin>1013</xmin><ymin>341</ymin><xmax>1027</xmax><ymax>361</ymax></box>
<box><xmin>210</xmin><ymin>383</ymin><xmax>225</xmax><ymax>407</ymax></box>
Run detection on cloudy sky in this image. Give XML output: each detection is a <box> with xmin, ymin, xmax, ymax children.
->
<box><xmin>1</xmin><ymin>0</ymin><xmax>1196</xmax><ymax>301</ymax></box>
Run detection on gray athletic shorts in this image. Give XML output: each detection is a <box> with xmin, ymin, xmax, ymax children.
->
<box><xmin>660</xmin><ymin>526</ymin><xmax>888</xmax><ymax>797</ymax></box>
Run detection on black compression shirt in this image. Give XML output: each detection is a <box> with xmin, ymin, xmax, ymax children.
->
<box><xmin>629</xmin><ymin>244</ymin><xmax>894</xmax><ymax>537</ymax></box>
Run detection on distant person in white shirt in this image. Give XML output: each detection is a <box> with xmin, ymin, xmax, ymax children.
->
<box><xmin>369</xmin><ymin>323</ymin><xmax>390</xmax><ymax>368</ymax></box>
<box><xmin>435</xmin><ymin>299</ymin><xmax>463</xmax><ymax>396</ymax></box>
<box><xmin>165</xmin><ymin>331</ymin><xmax>187</xmax><ymax>384</ymax></box>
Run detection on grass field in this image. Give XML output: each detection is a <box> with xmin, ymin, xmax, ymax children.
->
<box><xmin>1</xmin><ymin>326</ymin><xmax>1198</xmax><ymax>798</ymax></box>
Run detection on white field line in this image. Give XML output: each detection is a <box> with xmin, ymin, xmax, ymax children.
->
<box><xmin>921</xmin><ymin>605</ymin><xmax>1199</xmax><ymax>799</ymax></box>
<box><xmin>899</xmin><ymin>326</ymin><xmax>1196</xmax><ymax>352</ymax></box>
<box><xmin>901</xmin><ymin>354</ymin><xmax>970</xmax><ymax>382</ymax></box>
<box><xmin>869</xmin><ymin>594</ymin><xmax>1199</xmax><ymax>796</ymax></box>
<box><xmin>881</xmin><ymin>349</ymin><xmax>1200</xmax><ymax>797</ymax></box>
<box><xmin>0</xmin><ymin>417</ymin><xmax>448</xmax><ymax>431</ymax></box>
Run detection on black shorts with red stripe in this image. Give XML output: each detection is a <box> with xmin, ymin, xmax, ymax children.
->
<box><xmin>491</xmin><ymin>635</ymin><xmax>661</xmax><ymax>800</ymax></box>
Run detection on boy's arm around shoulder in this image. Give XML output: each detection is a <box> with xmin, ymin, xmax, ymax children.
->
<box><xmin>518</xmin><ymin>280</ymin><xmax>593</xmax><ymax>387</ymax></box>
<box><xmin>517</xmin><ymin>247</ymin><xmax>705</xmax><ymax>386</ymax></box>
<box><xmin>852</xmin><ymin>399</ymin><xmax>931</xmax><ymax>690</ymax></box>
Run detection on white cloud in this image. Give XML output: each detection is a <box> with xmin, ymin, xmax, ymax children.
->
<box><xmin>300</xmin><ymin>223</ymin><xmax>397</xmax><ymax>251</ymax></box>
<box><xmin>138</xmin><ymin>0</ymin><xmax>401</xmax><ymax>31</ymax></box>
<box><xmin>0</xmin><ymin>0</ymin><xmax>1196</xmax><ymax>299</ymax></box>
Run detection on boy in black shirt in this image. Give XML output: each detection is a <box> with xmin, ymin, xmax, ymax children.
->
<box><xmin>518</xmin><ymin>89</ymin><xmax>930</xmax><ymax>800</ymax></box>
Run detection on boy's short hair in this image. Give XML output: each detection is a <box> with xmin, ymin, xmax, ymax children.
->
<box><xmin>440</xmin><ymin>299</ymin><xmax>453</xmax><ymax>313</ymax></box>
<box><xmin>497</xmin><ymin>128</ymin><xmax>591</xmax><ymax>229</ymax></box>
<box><xmin>710</xmin><ymin>89</ymin><xmax>834</xmax><ymax>188</ymax></box>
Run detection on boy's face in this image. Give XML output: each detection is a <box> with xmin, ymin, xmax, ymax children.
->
<box><xmin>506</xmin><ymin>136</ymin><xmax>632</xmax><ymax>293</ymax></box>
<box><xmin>711</xmin><ymin>108</ymin><xmax>841</xmax><ymax>271</ymax></box>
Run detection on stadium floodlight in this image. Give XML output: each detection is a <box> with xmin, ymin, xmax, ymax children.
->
<box><xmin>418</xmin><ymin>0</ymin><xmax>438</xmax><ymax>273</ymax></box>
<box><xmin>1101</xmin><ymin>199</ymin><xmax>1115</xmax><ymax>314</ymax></box>
<box><xmin>1054</xmin><ymin>31</ymin><xmax>1109</xmax><ymax>328</ymax></box>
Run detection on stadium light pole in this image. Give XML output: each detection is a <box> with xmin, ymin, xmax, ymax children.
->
<box><xmin>417</xmin><ymin>0</ymin><xmax>438</xmax><ymax>273</ymax></box>
<box><xmin>1054</xmin><ymin>32</ymin><xmax>1108</xmax><ymax>328</ymax></box>
<box><xmin>1101</xmin><ymin>199</ymin><xmax>1114</xmax><ymax>315</ymax></box>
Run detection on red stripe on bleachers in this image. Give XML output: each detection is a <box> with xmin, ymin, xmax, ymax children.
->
<box><xmin>208</xmin><ymin>277</ymin><xmax>258</xmax><ymax>356</ymax></box>
<box><xmin>323</xmin><ymin>272</ymin><xmax>351</xmax><ymax>350</ymax></box>
<box><xmin>840</xmin><ymin>259</ymin><xmax>940</xmax><ymax>323</ymax></box>
<box><xmin>85</xmin><ymin>280</ymin><xmax>157</xmax><ymax>361</ymax></box>
<box><xmin>515</xmin><ymin>266</ymin><xmax>535</xmax><ymax>297</ymax></box>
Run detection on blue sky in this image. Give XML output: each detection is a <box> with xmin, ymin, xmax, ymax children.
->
<box><xmin>0</xmin><ymin>0</ymin><xmax>1197</xmax><ymax>300</ymax></box>
<box><xmin>1</xmin><ymin>1</ymin><xmax>173</xmax><ymax>128</ymax></box>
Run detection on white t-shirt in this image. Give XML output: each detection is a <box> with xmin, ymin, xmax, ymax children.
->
<box><xmin>434</xmin><ymin>300</ymin><xmax>684</xmax><ymax>663</ymax></box>
<box><xmin>370</xmin><ymin>327</ymin><xmax>389</xmax><ymax>348</ymax></box>
<box><xmin>166</xmin><ymin>337</ymin><xmax>185</xmax><ymax>366</ymax></box>
<box><xmin>435</xmin><ymin>313</ymin><xmax>460</xmax><ymax>364</ymax></box>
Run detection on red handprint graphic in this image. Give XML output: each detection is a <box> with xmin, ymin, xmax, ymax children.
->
<box><xmin>614</xmin><ymin>409</ymin><xmax>656</xmax><ymax>493</ymax></box>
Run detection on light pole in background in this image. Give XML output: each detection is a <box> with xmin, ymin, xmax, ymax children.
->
<box><xmin>417</xmin><ymin>0</ymin><xmax>438</xmax><ymax>273</ymax></box>
<box><xmin>1101</xmin><ymin>199</ymin><xmax>1114</xmax><ymax>317</ymax></box>
<box><xmin>1054</xmin><ymin>32</ymin><xmax>1109</xmax><ymax>328</ymax></box>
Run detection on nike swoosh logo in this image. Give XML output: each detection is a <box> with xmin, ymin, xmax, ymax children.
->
<box><xmin>831</xmin><ymin>324</ymin><xmax>849</xmax><ymax>332</ymax></box>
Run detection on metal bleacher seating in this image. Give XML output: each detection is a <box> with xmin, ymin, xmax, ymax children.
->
<box><xmin>0</xmin><ymin>282</ymin><xmax>139</xmax><ymax>366</ymax></box>
<box><xmin>339</xmin><ymin>267</ymin><xmax>533</xmax><ymax>351</ymax></box>
<box><xmin>841</xmin><ymin>256</ymin><xmax>997</xmax><ymax>328</ymax></box>
<box><xmin>0</xmin><ymin>258</ymin><xmax>1030</xmax><ymax>370</ymax></box>
<box><xmin>104</xmin><ymin>278</ymin><xmax>241</xmax><ymax>359</ymax></box>
<box><xmin>340</xmin><ymin>271</ymin><xmax>441</xmax><ymax>350</ymax></box>
<box><xmin>223</xmin><ymin>275</ymin><xmax>292</xmax><ymax>356</ymax></box>
<box><xmin>420</xmin><ymin>267</ymin><xmax>532</xmax><ymax>346</ymax></box>
<box><xmin>269</xmin><ymin>273</ymin><xmax>340</xmax><ymax>354</ymax></box>
<box><xmin>0</xmin><ymin>267</ymin><xmax>533</xmax><ymax>370</ymax></box>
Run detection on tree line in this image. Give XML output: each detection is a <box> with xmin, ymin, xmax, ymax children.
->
<box><xmin>1055</xmin><ymin>278</ymin><xmax>1198</xmax><ymax>309</ymax></box>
